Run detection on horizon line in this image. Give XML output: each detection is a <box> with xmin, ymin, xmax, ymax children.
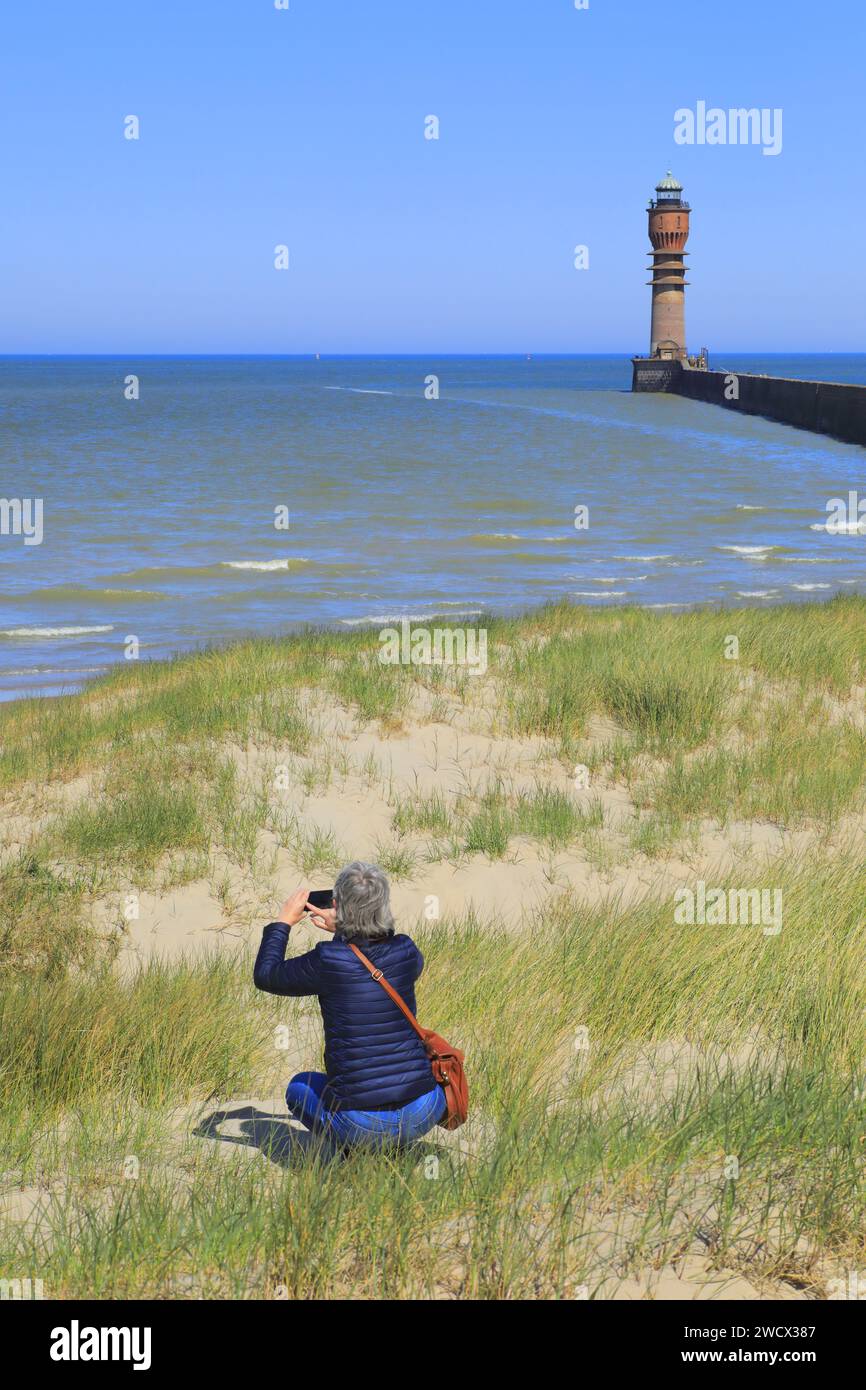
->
<box><xmin>1</xmin><ymin>350</ymin><xmax>862</xmax><ymax>360</ymax></box>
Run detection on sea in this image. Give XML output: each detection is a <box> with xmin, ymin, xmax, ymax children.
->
<box><xmin>1</xmin><ymin>354</ymin><xmax>864</xmax><ymax>701</ymax></box>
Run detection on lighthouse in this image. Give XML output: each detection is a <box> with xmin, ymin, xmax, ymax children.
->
<box><xmin>632</xmin><ymin>173</ymin><xmax>706</xmax><ymax>390</ymax></box>
<box><xmin>647</xmin><ymin>172</ymin><xmax>689</xmax><ymax>357</ymax></box>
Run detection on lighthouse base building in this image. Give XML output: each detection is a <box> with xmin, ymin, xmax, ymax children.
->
<box><xmin>631</xmin><ymin>172</ymin><xmax>707</xmax><ymax>391</ymax></box>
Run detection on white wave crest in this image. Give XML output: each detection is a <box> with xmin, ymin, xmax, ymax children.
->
<box><xmin>809</xmin><ymin>521</ymin><xmax>866</xmax><ymax>534</ymax></box>
<box><xmin>0</xmin><ymin>625</ymin><xmax>115</xmax><ymax>638</ymax></box>
<box><xmin>615</xmin><ymin>554</ymin><xmax>672</xmax><ymax>562</ymax></box>
<box><xmin>341</xmin><ymin>610</ymin><xmax>484</xmax><ymax>627</ymax></box>
<box><xmin>222</xmin><ymin>559</ymin><xmax>308</xmax><ymax>571</ymax></box>
<box><xmin>716</xmin><ymin>544</ymin><xmax>779</xmax><ymax>555</ymax></box>
<box><xmin>324</xmin><ymin>387</ymin><xmax>394</xmax><ymax>395</ymax></box>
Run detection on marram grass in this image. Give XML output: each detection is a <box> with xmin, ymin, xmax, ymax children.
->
<box><xmin>2</xmin><ymin>856</ymin><xmax>865</xmax><ymax>1299</ymax></box>
<box><xmin>1</xmin><ymin>597</ymin><xmax>865</xmax><ymax>1297</ymax></box>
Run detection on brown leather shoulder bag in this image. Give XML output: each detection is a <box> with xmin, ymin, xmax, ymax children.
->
<box><xmin>348</xmin><ymin>941</ymin><xmax>469</xmax><ymax>1130</ymax></box>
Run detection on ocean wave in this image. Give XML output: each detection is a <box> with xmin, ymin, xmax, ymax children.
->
<box><xmin>4</xmin><ymin>585</ymin><xmax>167</xmax><ymax>605</ymax></box>
<box><xmin>791</xmin><ymin>582</ymin><xmax>832</xmax><ymax>591</ymax></box>
<box><xmin>615</xmin><ymin>553</ymin><xmax>673</xmax><ymax>562</ymax></box>
<box><xmin>736</xmin><ymin>504</ymin><xmax>767</xmax><ymax>511</ymax></box>
<box><xmin>92</xmin><ymin>587</ymin><xmax>165</xmax><ymax>599</ymax></box>
<box><xmin>113</xmin><ymin>557</ymin><xmax>369</xmax><ymax>582</ymax></box>
<box><xmin>572</xmin><ymin>590</ymin><xmax>627</xmax><ymax>598</ymax></box>
<box><xmin>222</xmin><ymin>559</ymin><xmax>310</xmax><ymax>571</ymax></box>
<box><xmin>3</xmin><ymin>665</ymin><xmax>109</xmax><ymax>677</ymax></box>
<box><xmin>0</xmin><ymin>625</ymin><xmax>115</xmax><ymax>639</ymax></box>
<box><xmin>467</xmin><ymin>532</ymin><xmax>523</xmax><ymax>543</ymax></box>
<box><xmin>716</xmin><ymin>544</ymin><xmax>779</xmax><ymax>556</ymax></box>
<box><xmin>324</xmin><ymin>386</ymin><xmax>394</xmax><ymax>395</ymax></box>
<box><xmin>779</xmin><ymin>556</ymin><xmax>845</xmax><ymax>564</ymax></box>
<box><xmin>569</xmin><ymin>575</ymin><xmax>644</xmax><ymax>585</ymax></box>
<box><xmin>809</xmin><ymin>521</ymin><xmax>866</xmax><ymax>534</ymax></box>
<box><xmin>593</xmin><ymin>575</ymin><xmax>649</xmax><ymax>584</ymax></box>
<box><xmin>737</xmin><ymin>590</ymin><xmax>778</xmax><ymax>598</ymax></box>
<box><xmin>340</xmin><ymin>610</ymin><xmax>484</xmax><ymax>627</ymax></box>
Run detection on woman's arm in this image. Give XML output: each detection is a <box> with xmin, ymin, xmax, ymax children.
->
<box><xmin>252</xmin><ymin>885</ymin><xmax>324</xmax><ymax>996</ymax></box>
<box><xmin>253</xmin><ymin>922</ymin><xmax>322</xmax><ymax>996</ymax></box>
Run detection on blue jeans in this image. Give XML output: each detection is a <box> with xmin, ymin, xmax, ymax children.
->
<box><xmin>286</xmin><ymin>1071</ymin><xmax>446</xmax><ymax>1149</ymax></box>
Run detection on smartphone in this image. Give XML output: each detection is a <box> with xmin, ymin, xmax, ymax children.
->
<box><xmin>306</xmin><ymin>889</ymin><xmax>334</xmax><ymax>910</ymax></box>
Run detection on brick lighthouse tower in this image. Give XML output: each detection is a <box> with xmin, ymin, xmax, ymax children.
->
<box><xmin>647</xmin><ymin>171</ymin><xmax>689</xmax><ymax>357</ymax></box>
<box><xmin>632</xmin><ymin>173</ymin><xmax>706</xmax><ymax>390</ymax></box>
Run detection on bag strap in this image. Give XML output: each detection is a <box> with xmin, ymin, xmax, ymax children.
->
<box><xmin>347</xmin><ymin>941</ymin><xmax>427</xmax><ymax>1042</ymax></box>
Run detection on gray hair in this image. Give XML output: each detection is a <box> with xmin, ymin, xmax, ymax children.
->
<box><xmin>334</xmin><ymin>861</ymin><xmax>395</xmax><ymax>941</ymax></box>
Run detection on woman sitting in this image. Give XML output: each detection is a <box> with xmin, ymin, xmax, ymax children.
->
<box><xmin>253</xmin><ymin>861</ymin><xmax>446</xmax><ymax>1150</ymax></box>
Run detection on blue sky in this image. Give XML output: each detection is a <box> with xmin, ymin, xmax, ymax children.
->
<box><xmin>1</xmin><ymin>0</ymin><xmax>862</xmax><ymax>353</ymax></box>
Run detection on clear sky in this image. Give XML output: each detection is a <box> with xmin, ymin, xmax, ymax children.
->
<box><xmin>2</xmin><ymin>0</ymin><xmax>862</xmax><ymax>354</ymax></box>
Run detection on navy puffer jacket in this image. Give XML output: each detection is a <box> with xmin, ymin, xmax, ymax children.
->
<box><xmin>253</xmin><ymin>923</ymin><xmax>434</xmax><ymax>1110</ymax></box>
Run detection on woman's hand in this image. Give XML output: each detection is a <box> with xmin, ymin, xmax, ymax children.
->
<box><xmin>276</xmin><ymin>885</ymin><xmax>311</xmax><ymax>927</ymax></box>
<box><xmin>306</xmin><ymin>903</ymin><xmax>337</xmax><ymax>933</ymax></box>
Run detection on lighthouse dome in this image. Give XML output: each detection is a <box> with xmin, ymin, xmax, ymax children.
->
<box><xmin>655</xmin><ymin>171</ymin><xmax>683</xmax><ymax>192</ymax></box>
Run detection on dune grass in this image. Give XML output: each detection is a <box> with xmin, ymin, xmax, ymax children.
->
<box><xmin>2</xmin><ymin>598</ymin><xmax>866</xmax><ymax>1297</ymax></box>
<box><xmin>514</xmin><ymin>786</ymin><xmax>605</xmax><ymax>847</ymax></box>
<box><xmin>392</xmin><ymin>782</ymin><xmax>604</xmax><ymax>861</ymax></box>
<box><xmin>0</xmin><ymin>595</ymin><xmax>862</xmax><ymax>792</ymax></box>
<box><xmin>1</xmin><ymin>595</ymin><xmax>864</xmax><ymax>961</ymax></box>
<box><xmin>459</xmin><ymin>783</ymin><xmax>606</xmax><ymax>858</ymax></box>
<box><xmin>0</xmin><ymin>953</ymin><xmax>265</xmax><ymax>1114</ymax></box>
<box><xmin>330</xmin><ymin>650</ymin><xmax>412</xmax><ymax>725</ymax></box>
<box><xmin>2</xmin><ymin>857</ymin><xmax>864</xmax><ymax>1298</ymax></box>
<box><xmin>58</xmin><ymin>777</ymin><xmax>208</xmax><ymax>872</ymax></box>
<box><xmin>0</xmin><ymin>851</ymin><xmax>93</xmax><ymax>978</ymax></box>
<box><xmin>392</xmin><ymin>791</ymin><xmax>452</xmax><ymax>837</ymax></box>
<box><xmin>0</xmin><ymin>596</ymin><xmax>863</xmax><ymax>811</ymax></box>
<box><xmin>644</xmin><ymin>717</ymin><xmax>866</xmax><ymax>830</ymax></box>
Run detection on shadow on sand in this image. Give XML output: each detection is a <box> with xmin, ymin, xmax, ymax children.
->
<box><xmin>194</xmin><ymin>1103</ymin><xmax>442</xmax><ymax>1169</ymax></box>
<box><xmin>194</xmin><ymin>1105</ymin><xmax>313</xmax><ymax>1166</ymax></box>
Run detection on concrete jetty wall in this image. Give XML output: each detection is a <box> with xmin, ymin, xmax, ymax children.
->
<box><xmin>632</xmin><ymin>358</ymin><xmax>866</xmax><ymax>448</ymax></box>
